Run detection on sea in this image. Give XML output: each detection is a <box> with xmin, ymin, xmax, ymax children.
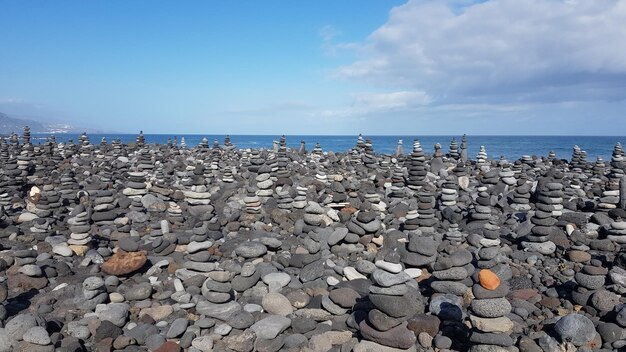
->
<box><xmin>31</xmin><ymin>134</ymin><xmax>626</xmax><ymax>161</ymax></box>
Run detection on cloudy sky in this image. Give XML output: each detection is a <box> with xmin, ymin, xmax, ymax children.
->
<box><xmin>1</xmin><ymin>0</ymin><xmax>625</xmax><ymax>135</ymax></box>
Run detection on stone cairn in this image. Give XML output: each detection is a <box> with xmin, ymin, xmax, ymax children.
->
<box><xmin>406</xmin><ymin>139</ymin><xmax>428</xmax><ymax>192</ymax></box>
<box><xmin>66</xmin><ymin>204</ymin><xmax>92</xmax><ymax>256</ymax></box>
<box><xmin>359</xmin><ymin>261</ymin><xmax>423</xmax><ymax>349</ymax></box>
<box><xmin>449</xmin><ymin>137</ymin><xmax>460</xmax><ymax>161</ymax></box>
<box><xmin>460</xmin><ymin>134</ymin><xmax>468</xmax><ymax>162</ymax></box>
<box><xmin>431</xmin><ymin>143</ymin><xmax>445</xmax><ymax>174</ymax></box>
<box><xmin>469</xmin><ymin>267</ymin><xmax>514</xmax><ymax>351</ymax></box>
<box><xmin>476</xmin><ymin>146</ymin><xmax>488</xmax><ymax>167</ymax></box>
<box><xmin>509</xmin><ymin>173</ymin><xmax>532</xmax><ymax>212</ymax></box>
<box><xmin>521</xmin><ymin>175</ymin><xmax>564</xmax><ymax>255</ymax></box>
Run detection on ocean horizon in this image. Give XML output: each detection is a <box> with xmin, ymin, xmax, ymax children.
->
<box><xmin>29</xmin><ymin>133</ymin><xmax>626</xmax><ymax>161</ymax></box>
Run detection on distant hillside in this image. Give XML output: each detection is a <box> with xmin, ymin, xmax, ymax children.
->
<box><xmin>0</xmin><ymin>111</ymin><xmax>100</xmax><ymax>134</ymax></box>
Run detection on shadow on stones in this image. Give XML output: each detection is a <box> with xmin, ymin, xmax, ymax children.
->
<box><xmin>6</xmin><ymin>287</ymin><xmax>38</xmax><ymax>317</ymax></box>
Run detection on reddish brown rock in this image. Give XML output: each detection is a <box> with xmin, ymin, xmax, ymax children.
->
<box><xmin>101</xmin><ymin>251</ymin><xmax>147</xmax><ymax>276</ymax></box>
<box><xmin>508</xmin><ymin>288</ymin><xmax>539</xmax><ymax>301</ymax></box>
<box><xmin>153</xmin><ymin>341</ymin><xmax>182</xmax><ymax>352</ymax></box>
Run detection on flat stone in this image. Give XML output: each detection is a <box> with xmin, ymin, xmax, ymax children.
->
<box><xmin>250</xmin><ymin>315</ymin><xmax>291</xmax><ymax>340</ymax></box>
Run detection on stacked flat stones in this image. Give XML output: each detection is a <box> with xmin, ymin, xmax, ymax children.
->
<box><xmin>449</xmin><ymin>138</ymin><xmax>460</xmax><ymax>160</ymax></box>
<box><xmin>359</xmin><ymin>262</ymin><xmax>422</xmax><ymax>349</ymax></box>
<box><xmin>471</xmin><ymin>184</ymin><xmax>493</xmax><ymax>222</ymax></box>
<box><xmin>509</xmin><ymin>173</ymin><xmax>532</xmax><ymax>211</ymax></box>
<box><xmin>67</xmin><ymin>204</ymin><xmax>92</xmax><ymax>255</ymax></box>
<box><xmin>256</xmin><ymin>162</ymin><xmax>274</xmax><ymax>199</ymax></box>
<box><xmin>476</xmin><ymin>146</ymin><xmax>488</xmax><ymax>167</ymax></box>
<box><xmin>431</xmin><ymin>143</ymin><xmax>444</xmax><ymax>173</ymax></box>
<box><xmin>522</xmin><ymin>177</ymin><xmax>563</xmax><ymax>255</ymax></box>
<box><xmin>406</xmin><ymin>139</ymin><xmax>428</xmax><ymax>191</ymax></box>
<box><xmin>607</xmin><ymin>216</ymin><xmax>626</xmax><ymax>244</ymax></box>
<box><xmin>416</xmin><ymin>186</ymin><xmax>438</xmax><ymax>234</ymax></box>
<box><xmin>460</xmin><ymin>134</ymin><xmax>468</xmax><ymax>162</ymax></box>
<box><xmin>469</xmin><ymin>268</ymin><xmax>513</xmax><ymax>351</ymax></box>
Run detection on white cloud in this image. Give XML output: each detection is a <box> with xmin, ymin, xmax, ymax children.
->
<box><xmin>336</xmin><ymin>0</ymin><xmax>626</xmax><ymax>104</ymax></box>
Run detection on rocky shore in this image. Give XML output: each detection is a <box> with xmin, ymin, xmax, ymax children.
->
<box><xmin>0</xmin><ymin>128</ymin><xmax>624</xmax><ymax>352</ymax></box>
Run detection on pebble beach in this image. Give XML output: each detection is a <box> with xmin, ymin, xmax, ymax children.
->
<box><xmin>0</xmin><ymin>128</ymin><xmax>625</xmax><ymax>352</ymax></box>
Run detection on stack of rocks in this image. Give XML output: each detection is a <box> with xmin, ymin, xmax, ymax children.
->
<box><xmin>198</xmin><ymin>137</ymin><xmax>210</xmax><ymax>152</ymax></box>
<box><xmin>476</xmin><ymin>220</ymin><xmax>503</xmax><ymax>269</ymax></box>
<box><xmin>135</xmin><ymin>147</ymin><xmax>154</xmax><ymax>172</ymax></box>
<box><xmin>431</xmin><ymin>143</ymin><xmax>445</xmax><ymax>173</ymax></box>
<box><xmin>244</xmin><ymin>187</ymin><xmax>262</xmax><ymax>216</ymax></box>
<box><xmin>400</xmin><ymin>228</ymin><xmax>437</xmax><ymax>270</ymax></box>
<box><xmin>347</xmin><ymin>211</ymin><xmax>381</xmax><ymax>238</ymax></box>
<box><xmin>33</xmin><ymin>183</ymin><xmax>62</xmax><ymax>219</ymax></box>
<box><xmin>416</xmin><ymin>187</ymin><xmax>438</xmax><ymax>234</ymax></box>
<box><xmin>444</xmin><ymin>223</ymin><xmax>465</xmax><ymax>245</ymax></box>
<box><xmin>91</xmin><ymin>190</ymin><xmax>117</xmax><ymax>226</ymax></box>
<box><xmin>223</xmin><ymin>135</ymin><xmax>234</xmax><ymax>150</ymax></box>
<box><xmin>123</xmin><ymin>172</ymin><xmax>149</xmax><ymax>199</ymax></box>
<box><xmin>58</xmin><ymin>170</ymin><xmax>79</xmax><ymax>204</ymax></box>
<box><xmin>509</xmin><ymin>173</ymin><xmax>532</xmax><ymax>211</ymax></box>
<box><xmin>592</xmin><ymin>157</ymin><xmax>607</xmax><ymax>179</ymax></box>
<box><xmin>609</xmin><ymin>142</ymin><xmax>625</xmax><ymax>179</ymax></box>
<box><xmin>361</xmin><ymin>139</ymin><xmax>378</xmax><ymax>170</ymax></box>
<box><xmin>498</xmin><ymin>165</ymin><xmax>516</xmax><ymax>187</ymax></box>
<box><xmin>8</xmin><ymin>131</ymin><xmax>19</xmax><ymax>154</ymax></box>
<box><xmin>469</xmin><ymin>268</ymin><xmax>513</xmax><ymax>351</ymax></box>
<box><xmin>17</xmin><ymin>126</ymin><xmax>34</xmax><ymax>175</ymax></box>
<box><xmin>78</xmin><ymin>132</ymin><xmax>93</xmax><ymax>160</ymax></box>
<box><xmin>406</xmin><ymin>139</ymin><xmax>428</xmax><ymax>192</ymax></box>
<box><xmin>449</xmin><ymin>138</ymin><xmax>460</xmax><ymax>161</ymax></box>
<box><xmin>67</xmin><ymin>204</ymin><xmax>92</xmax><ymax>256</ymax></box>
<box><xmin>548</xmin><ymin>150</ymin><xmax>556</xmax><ymax>163</ymax></box>
<box><xmin>606</xmin><ymin>217</ymin><xmax>626</xmax><ymax>244</ymax></box>
<box><xmin>388</xmin><ymin>167</ymin><xmax>406</xmax><ymax>199</ymax></box>
<box><xmin>452</xmin><ymin>161</ymin><xmax>469</xmax><ymax>179</ymax></box>
<box><xmin>471</xmin><ymin>185</ymin><xmax>493</xmax><ymax>222</ymax></box>
<box><xmin>0</xmin><ymin>137</ymin><xmax>9</xmax><ymax>165</ymax></box>
<box><xmin>476</xmin><ymin>146</ymin><xmax>488</xmax><ymax>167</ymax></box>
<box><xmin>312</xmin><ymin>142</ymin><xmax>323</xmax><ymax>156</ymax></box>
<box><xmin>522</xmin><ymin>178</ymin><xmax>563</xmax><ymax>255</ymax></box>
<box><xmin>275</xmin><ymin>135</ymin><xmax>291</xmax><ymax>184</ymax></box>
<box><xmin>571</xmin><ymin>145</ymin><xmax>584</xmax><ymax>170</ymax></box>
<box><xmin>136</xmin><ymin>131</ymin><xmax>146</xmax><ymax>149</ymax></box>
<box><xmin>22</xmin><ymin>125</ymin><xmax>32</xmax><ymax>149</ymax></box>
<box><xmin>275</xmin><ymin>186</ymin><xmax>293</xmax><ymax>210</ymax></box>
<box><xmin>222</xmin><ymin>165</ymin><xmax>235</xmax><ymax>183</ymax></box>
<box><xmin>166</xmin><ymin>201</ymin><xmax>184</xmax><ymax>224</ymax></box>
<box><xmin>81</xmin><ymin>277</ymin><xmax>107</xmax><ymax>311</ymax></box>
<box><xmin>403</xmin><ymin>207</ymin><xmax>419</xmax><ymax>233</ymax></box>
<box><xmin>293</xmin><ymin>186</ymin><xmax>308</xmax><ymax>209</ymax></box>
<box><xmin>394</xmin><ymin>139</ymin><xmax>404</xmax><ymax>158</ymax></box>
<box><xmin>298</xmin><ymin>140</ymin><xmax>306</xmax><ymax>154</ymax></box>
<box><xmin>111</xmin><ymin>139</ymin><xmax>124</xmax><ymax>157</ymax></box>
<box><xmin>440</xmin><ymin>176</ymin><xmax>459</xmax><ymax>208</ymax></box>
<box><xmin>256</xmin><ymin>164</ymin><xmax>274</xmax><ymax>199</ymax></box>
<box><xmin>572</xmin><ymin>261</ymin><xmax>607</xmax><ymax>309</ymax></box>
<box><xmin>246</xmin><ymin>149</ymin><xmax>263</xmax><ymax>173</ymax></box>
<box><xmin>480</xmin><ymin>169</ymin><xmax>500</xmax><ymax>187</ymax></box>
<box><xmin>315</xmin><ymin>169</ymin><xmax>329</xmax><ymax>185</ymax></box>
<box><xmin>460</xmin><ymin>134</ymin><xmax>469</xmax><ymax>162</ymax></box>
<box><xmin>431</xmin><ymin>248</ymin><xmax>473</xmax><ymax>297</ymax></box>
<box><xmin>598</xmin><ymin>179</ymin><xmax>620</xmax><ymax>211</ymax></box>
<box><xmin>359</xmin><ymin>265</ymin><xmax>422</xmax><ymax>349</ymax></box>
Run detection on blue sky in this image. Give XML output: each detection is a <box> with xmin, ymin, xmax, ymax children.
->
<box><xmin>1</xmin><ymin>0</ymin><xmax>626</xmax><ymax>135</ymax></box>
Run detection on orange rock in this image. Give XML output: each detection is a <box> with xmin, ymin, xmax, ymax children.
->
<box><xmin>101</xmin><ymin>251</ymin><xmax>147</xmax><ymax>276</ymax></box>
<box><xmin>478</xmin><ymin>269</ymin><xmax>501</xmax><ymax>290</ymax></box>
